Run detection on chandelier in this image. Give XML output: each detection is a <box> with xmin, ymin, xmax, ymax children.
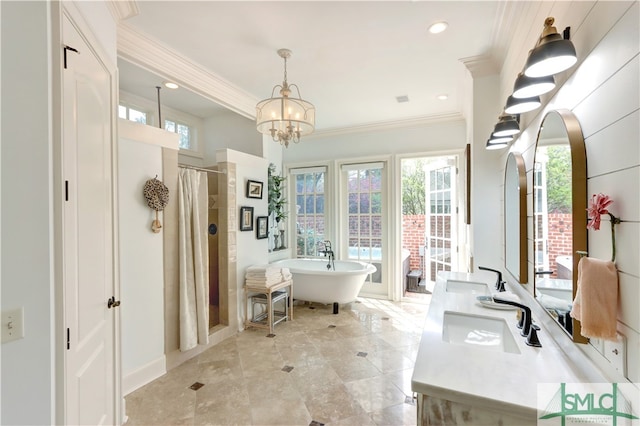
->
<box><xmin>256</xmin><ymin>49</ymin><xmax>315</xmax><ymax>147</ymax></box>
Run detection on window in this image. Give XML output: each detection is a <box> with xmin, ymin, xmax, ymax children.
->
<box><xmin>339</xmin><ymin>162</ymin><xmax>386</xmax><ymax>291</ymax></box>
<box><xmin>533</xmin><ymin>159</ymin><xmax>549</xmax><ymax>272</ymax></box>
<box><xmin>164</xmin><ymin>119</ymin><xmax>192</xmax><ymax>150</ymax></box>
<box><xmin>291</xmin><ymin>166</ymin><xmax>326</xmax><ymax>257</ymax></box>
<box><xmin>345</xmin><ymin>166</ymin><xmax>383</xmax><ymax>262</ymax></box>
<box><xmin>425</xmin><ymin>162</ymin><xmax>456</xmax><ymax>281</ymax></box>
<box><xmin>118</xmin><ymin>104</ymin><xmax>147</xmax><ymax>124</ymax></box>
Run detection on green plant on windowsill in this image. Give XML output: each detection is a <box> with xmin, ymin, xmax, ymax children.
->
<box><xmin>268</xmin><ymin>163</ymin><xmax>287</xmax><ymax>224</ymax></box>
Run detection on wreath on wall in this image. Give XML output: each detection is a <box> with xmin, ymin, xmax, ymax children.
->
<box><xmin>143</xmin><ymin>176</ymin><xmax>169</xmax><ymax>233</ymax></box>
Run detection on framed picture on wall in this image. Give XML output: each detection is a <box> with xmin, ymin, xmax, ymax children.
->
<box><xmin>246</xmin><ymin>180</ymin><xmax>263</xmax><ymax>199</ymax></box>
<box><xmin>240</xmin><ymin>206</ymin><xmax>254</xmax><ymax>231</ymax></box>
<box><xmin>256</xmin><ymin>216</ymin><xmax>268</xmax><ymax>239</ymax></box>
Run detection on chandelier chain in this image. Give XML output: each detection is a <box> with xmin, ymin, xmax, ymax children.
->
<box><xmin>283</xmin><ymin>55</ymin><xmax>288</xmax><ymax>85</ymax></box>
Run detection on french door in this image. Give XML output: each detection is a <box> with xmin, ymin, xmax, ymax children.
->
<box><xmin>424</xmin><ymin>160</ymin><xmax>457</xmax><ymax>283</ymax></box>
<box><xmin>341</xmin><ymin>162</ymin><xmax>387</xmax><ymax>297</ymax></box>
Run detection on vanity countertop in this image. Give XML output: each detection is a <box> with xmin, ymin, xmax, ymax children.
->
<box><xmin>411</xmin><ymin>271</ymin><xmax>594</xmax><ymax>419</ymax></box>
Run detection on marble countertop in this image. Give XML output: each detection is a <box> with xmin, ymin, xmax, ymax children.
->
<box><xmin>411</xmin><ymin>271</ymin><xmax>595</xmax><ymax>419</ymax></box>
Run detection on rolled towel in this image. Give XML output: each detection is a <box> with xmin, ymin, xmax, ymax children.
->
<box><xmin>570</xmin><ymin>257</ymin><xmax>618</xmax><ymax>341</ymax></box>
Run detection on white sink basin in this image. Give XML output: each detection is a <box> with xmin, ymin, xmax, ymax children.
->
<box><xmin>445</xmin><ymin>279</ymin><xmax>490</xmax><ymax>295</ymax></box>
<box><xmin>442</xmin><ymin>311</ymin><xmax>520</xmax><ymax>354</ymax></box>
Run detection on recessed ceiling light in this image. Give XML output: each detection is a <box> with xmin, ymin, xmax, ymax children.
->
<box><xmin>428</xmin><ymin>21</ymin><xmax>448</xmax><ymax>34</ymax></box>
<box><xmin>164</xmin><ymin>81</ymin><xmax>179</xmax><ymax>89</ymax></box>
<box><xmin>436</xmin><ymin>94</ymin><xmax>448</xmax><ymax>100</ymax></box>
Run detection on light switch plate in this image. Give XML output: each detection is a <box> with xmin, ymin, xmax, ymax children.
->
<box><xmin>2</xmin><ymin>307</ymin><xmax>25</xmax><ymax>343</ymax></box>
<box><xmin>603</xmin><ymin>333</ymin><xmax>626</xmax><ymax>376</ymax></box>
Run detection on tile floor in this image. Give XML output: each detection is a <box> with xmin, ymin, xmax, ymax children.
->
<box><xmin>124</xmin><ymin>297</ymin><xmax>430</xmax><ymax>426</ymax></box>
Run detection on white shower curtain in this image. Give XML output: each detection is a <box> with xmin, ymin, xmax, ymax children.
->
<box><xmin>178</xmin><ymin>168</ymin><xmax>209</xmax><ymax>351</ymax></box>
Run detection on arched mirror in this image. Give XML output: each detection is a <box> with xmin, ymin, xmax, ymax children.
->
<box><xmin>533</xmin><ymin>109</ymin><xmax>587</xmax><ymax>343</ymax></box>
<box><xmin>504</xmin><ymin>152</ymin><xmax>527</xmax><ymax>283</ymax></box>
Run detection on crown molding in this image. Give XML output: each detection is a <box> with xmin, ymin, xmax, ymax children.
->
<box><xmin>118</xmin><ymin>24</ymin><xmax>467</xmax><ymax>137</ymax></box>
<box><xmin>117</xmin><ymin>23</ymin><xmax>258</xmax><ymax>120</ymax></box>
<box><xmin>305</xmin><ymin>112</ymin><xmax>465</xmax><ymax>139</ymax></box>
<box><xmin>459</xmin><ymin>55</ymin><xmax>499</xmax><ymax>78</ymax></box>
<box><xmin>106</xmin><ymin>0</ymin><xmax>139</xmax><ymax>21</ymax></box>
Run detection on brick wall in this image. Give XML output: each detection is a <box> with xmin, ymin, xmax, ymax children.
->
<box><xmin>402</xmin><ymin>215</ymin><xmax>425</xmax><ymax>271</ymax></box>
<box><xmin>402</xmin><ymin>214</ymin><xmax>452</xmax><ymax>275</ymax></box>
<box><xmin>547</xmin><ymin>212</ymin><xmax>573</xmax><ymax>277</ymax></box>
<box><xmin>403</xmin><ymin>213</ymin><xmax>571</xmax><ymax>280</ymax></box>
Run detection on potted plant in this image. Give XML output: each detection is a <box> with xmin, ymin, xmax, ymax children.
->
<box><xmin>268</xmin><ymin>164</ymin><xmax>287</xmax><ymax>249</ymax></box>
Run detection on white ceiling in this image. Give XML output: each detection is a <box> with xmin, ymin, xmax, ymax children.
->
<box><xmin>118</xmin><ymin>1</ymin><xmax>526</xmax><ymax>132</ymax></box>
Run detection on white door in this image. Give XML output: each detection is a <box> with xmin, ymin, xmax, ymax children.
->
<box><xmin>341</xmin><ymin>162</ymin><xmax>387</xmax><ymax>297</ymax></box>
<box><xmin>424</xmin><ymin>160</ymin><xmax>457</xmax><ymax>284</ymax></box>
<box><xmin>62</xmin><ymin>15</ymin><xmax>118</xmax><ymax>425</ymax></box>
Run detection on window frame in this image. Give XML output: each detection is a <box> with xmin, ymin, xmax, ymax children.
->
<box><xmin>118</xmin><ymin>90</ymin><xmax>204</xmax><ymax>159</ymax></box>
<box><xmin>287</xmin><ymin>164</ymin><xmax>330</xmax><ymax>258</ymax></box>
<box><xmin>118</xmin><ymin>102</ymin><xmax>149</xmax><ymax>125</ymax></box>
<box><xmin>164</xmin><ymin>117</ymin><xmax>194</xmax><ymax>151</ymax></box>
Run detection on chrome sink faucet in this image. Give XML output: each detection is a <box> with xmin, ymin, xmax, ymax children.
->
<box><xmin>478</xmin><ymin>266</ymin><xmax>506</xmax><ymax>292</ymax></box>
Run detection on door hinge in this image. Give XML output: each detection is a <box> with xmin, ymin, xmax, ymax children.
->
<box><xmin>65</xmin><ymin>180</ymin><xmax>69</xmax><ymax>201</ymax></box>
<box><xmin>456</xmin><ymin>206</ymin><xmax>459</xmax><ymax>214</ymax></box>
<box><xmin>107</xmin><ymin>297</ymin><xmax>121</xmax><ymax>309</ymax></box>
<box><xmin>66</xmin><ymin>327</ymin><xmax>70</xmax><ymax>350</ymax></box>
<box><xmin>63</xmin><ymin>45</ymin><xmax>79</xmax><ymax>69</ymax></box>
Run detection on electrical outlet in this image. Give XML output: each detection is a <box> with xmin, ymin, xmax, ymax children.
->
<box><xmin>2</xmin><ymin>308</ymin><xmax>25</xmax><ymax>343</ymax></box>
<box><xmin>603</xmin><ymin>333</ymin><xmax>626</xmax><ymax>376</ymax></box>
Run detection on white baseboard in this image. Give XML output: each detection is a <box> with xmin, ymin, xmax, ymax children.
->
<box><xmin>123</xmin><ymin>355</ymin><xmax>167</xmax><ymax>396</ymax></box>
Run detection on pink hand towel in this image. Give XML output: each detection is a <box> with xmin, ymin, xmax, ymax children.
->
<box><xmin>570</xmin><ymin>257</ymin><xmax>618</xmax><ymax>341</ymax></box>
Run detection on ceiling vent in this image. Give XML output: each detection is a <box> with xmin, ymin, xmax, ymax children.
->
<box><xmin>396</xmin><ymin>95</ymin><xmax>409</xmax><ymax>103</ymax></box>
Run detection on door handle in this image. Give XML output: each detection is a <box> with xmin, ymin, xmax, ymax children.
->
<box><xmin>107</xmin><ymin>297</ymin><xmax>121</xmax><ymax>309</ymax></box>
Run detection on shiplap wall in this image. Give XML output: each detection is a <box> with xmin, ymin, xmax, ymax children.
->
<box><xmin>500</xmin><ymin>2</ymin><xmax>639</xmax><ymax>382</ymax></box>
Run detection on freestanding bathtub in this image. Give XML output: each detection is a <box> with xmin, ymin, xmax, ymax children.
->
<box><xmin>270</xmin><ymin>258</ymin><xmax>377</xmax><ymax>313</ymax></box>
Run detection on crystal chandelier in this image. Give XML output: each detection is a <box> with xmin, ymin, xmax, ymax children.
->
<box><xmin>256</xmin><ymin>49</ymin><xmax>315</xmax><ymax>147</ymax></box>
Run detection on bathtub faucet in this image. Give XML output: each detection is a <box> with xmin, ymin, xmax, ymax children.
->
<box><xmin>319</xmin><ymin>240</ymin><xmax>335</xmax><ymax>270</ymax></box>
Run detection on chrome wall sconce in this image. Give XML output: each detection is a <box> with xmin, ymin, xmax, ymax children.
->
<box><xmin>524</xmin><ymin>17</ymin><xmax>577</xmax><ymax>78</ymax></box>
